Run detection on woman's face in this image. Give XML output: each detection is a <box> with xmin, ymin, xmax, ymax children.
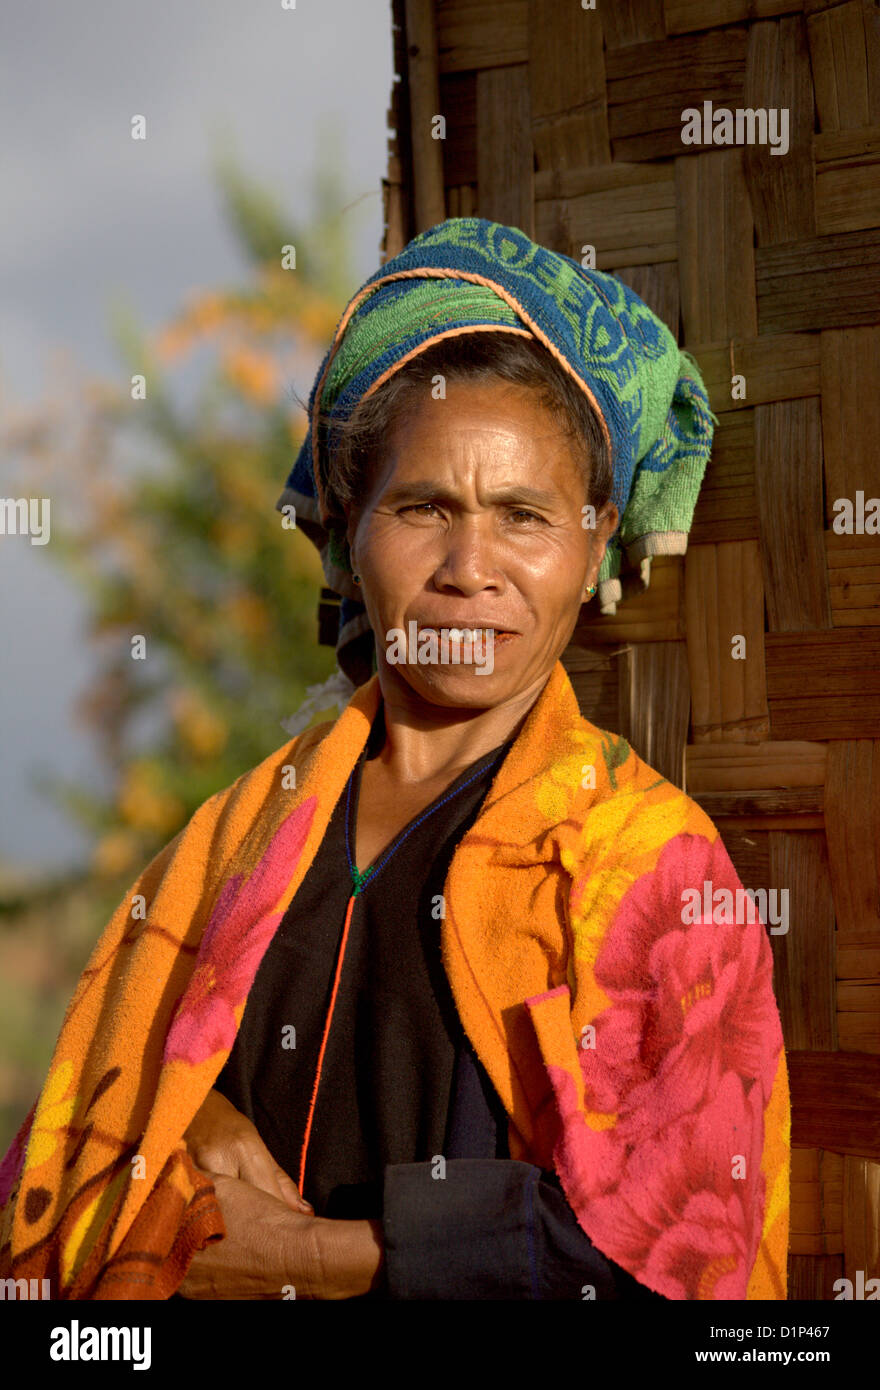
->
<box><xmin>344</xmin><ymin>378</ymin><xmax>618</xmax><ymax>712</ymax></box>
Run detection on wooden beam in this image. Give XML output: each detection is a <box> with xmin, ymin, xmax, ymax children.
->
<box><xmin>405</xmin><ymin>0</ymin><xmax>447</xmax><ymax>231</ymax></box>
<box><xmin>789</xmin><ymin>1052</ymin><xmax>880</xmax><ymax>1156</ymax></box>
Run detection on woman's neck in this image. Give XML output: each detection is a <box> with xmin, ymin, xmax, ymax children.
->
<box><xmin>366</xmin><ymin>665</ymin><xmax>551</xmax><ymax>784</ymax></box>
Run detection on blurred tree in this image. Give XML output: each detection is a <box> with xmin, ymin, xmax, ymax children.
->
<box><xmin>5</xmin><ymin>133</ymin><xmax>363</xmax><ymax>882</ymax></box>
<box><xmin>0</xmin><ymin>128</ymin><xmax>376</xmax><ymax>1152</ymax></box>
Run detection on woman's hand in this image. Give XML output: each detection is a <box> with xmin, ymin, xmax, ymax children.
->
<box><xmin>180</xmin><ymin>1089</ymin><xmax>385</xmax><ymax>1298</ymax></box>
<box><xmin>178</xmin><ymin>1174</ymin><xmax>323</xmax><ymax>1300</ymax></box>
<box><xmin>178</xmin><ymin>1172</ymin><xmax>385</xmax><ymax>1300</ymax></box>
<box><xmin>184</xmin><ymin>1087</ymin><xmax>312</xmax><ymax>1214</ymax></box>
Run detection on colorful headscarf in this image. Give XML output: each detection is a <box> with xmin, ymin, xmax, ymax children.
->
<box><xmin>276</xmin><ymin>217</ymin><xmax>718</xmax><ymax>689</ymax></box>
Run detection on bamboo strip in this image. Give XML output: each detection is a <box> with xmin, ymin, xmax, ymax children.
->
<box><xmin>843</xmin><ymin>1154</ymin><xmax>880</xmax><ymax>1281</ymax></box>
<box><xmin>819</xmin><ymin>328</ymin><xmax>880</xmax><ymax>528</ymax></box>
<box><xmin>815</xmin><ymin>127</ymin><xmax>880</xmax><ymax>234</ymax></box>
<box><xmin>476</xmin><ymin>64</ymin><xmax>533</xmax><ymax>234</ymax></box>
<box><xmin>754</xmin><ymin>399</ymin><xmax>833</xmax><ymax>632</ymax></box>
<box><xmin>806</xmin><ymin>0</ymin><xmax>880</xmax><ymax>132</ymax></box>
<box><xmin>605</xmin><ymin>27</ymin><xmax>748</xmax><ymax>161</ymax></box>
<box><xmin>824</xmin><ymin>739</ymin><xmax>880</xmax><ymax>944</ymax></box>
<box><xmin>684</xmin><ymin>545</ymin><xmax>722</xmax><ymax>741</ymax></box>
<box><xmin>535</xmin><ymin>176</ymin><xmax>676</xmax><ymax>268</ymax></box>
<box><xmin>838</xmin><ymin>984</ymin><xmax>880</xmax><ymax>1010</ymax></box>
<box><xmin>686</xmin><ymin>739</ymin><xmax>826</xmax><ymax>790</ymax></box>
<box><xmin>769</xmin><ymin>831</ymin><xmax>837</xmax><ymax>1050</ymax></box>
<box><xmin>743</xmin><ymin>15</ymin><xmax>817</xmax><ymax>245</ymax></box>
<box><xmin>838</xmin><ymin>1016</ymin><xmax>880</xmax><ymax>1051</ymax></box>
<box><xmin>838</xmin><ymin>945</ymin><xmax>880</xmax><ymax>978</ymax></box>
<box><xmin>618</xmin><ymin>641</ymin><xmax>690</xmax><ymax>786</ymax></box>
<box><xmin>756</xmin><ymin>229</ymin><xmax>880</xmax><ymax>333</ymax></box>
<box><xmin>561</xmin><ymin>644</ymin><xmax>621</xmax><ymax>731</ymax></box>
<box><xmin>436</xmin><ymin>0</ymin><xmax>528</xmax><ymax>73</ymax></box>
<box><xmin>787</xmin><ymin>1252</ymin><xmax>845</xmax><ymax>1296</ymax></box>
<box><xmin>665</xmin><ymin>0</ymin><xmax>803</xmax><ymax>34</ymax></box>
<box><xmin>715</xmin><ymin>813</ymin><xmax>825</xmax><ymax>829</ymax></box>
<box><xmin>601</xmin><ymin>0</ymin><xmax>665</xmax><ymax>50</ymax></box>
<box><xmin>690</xmin><ymin>410</ymin><xmax>758</xmax><ymax>545</ymax></box>
<box><xmin>765</xmin><ymin>630</ymin><xmax>880</xmax><ymax>738</ymax></box>
<box><xmin>716</xmin><ymin>541</ymin><xmax>748</xmax><ymax>740</ymax></box>
<box><xmin>694</xmin><ymin>788</ymin><xmax>823</xmax><ymax>816</ymax></box>
<box><xmin>788</xmin><ymin>1050</ymin><xmax>880</xmax><ymax>1155</ymax></box>
<box><xmin>405</xmin><ymin>0</ymin><xmax>447</xmax><ymax>232</ymax></box>
<box><xmin>716</xmin><ymin>827</ymin><xmax>770</xmax><ymax>887</ymax></box>
<box><xmin>676</xmin><ymin>149</ymin><xmax>758</xmax><ymax>343</ymax></box>
<box><xmin>438</xmin><ymin>71</ymin><xmax>477</xmax><ymax>187</ymax></box>
<box><xmin>687</xmin><ymin>333</ymin><xmax>820</xmax><ymax>414</ymax></box>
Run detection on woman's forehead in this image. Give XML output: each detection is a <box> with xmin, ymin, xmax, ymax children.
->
<box><xmin>386</xmin><ymin>379</ymin><xmax>574</xmax><ymax>442</ymax></box>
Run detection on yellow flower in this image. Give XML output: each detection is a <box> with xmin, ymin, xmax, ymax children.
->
<box><xmin>61</xmin><ymin>1167</ymin><xmax>129</xmax><ymax>1288</ymax></box>
<box><xmin>222</xmin><ymin>345</ymin><xmax>279</xmax><ymax>405</ymax></box>
<box><xmin>572</xmin><ymin>785</ymin><xmax>692</xmax><ymax>971</ymax></box>
<box><xmin>227</xmin><ymin>592</ymin><xmax>270</xmax><ymax>639</ymax></box>
<box><xmin>118</xmin><ymin>762</ymin><xmax>185</xmax><ymax>833</ymax></box>
<box><xmin>219</xmin><ymin>467</ymin><xmax>270</xmax><ymax>511</ymax></box>
<box><xmin>153</xmin><ymin>323</ymin><xmax>195</xmax><ymax>363</ymax></box>
<box><xmin>92</xmin><ymin>829</ymin><xmax>139</xmax><ymax>878</ymax></box>
<box><xmin>24</xmin><ymin>1059</ymin><xmax>78</xmax><ymax>1175</ymax></box>
<box><xmin>187</xmin><ymin>292</ymin><xmax>228</xmax><ymax>333</ymax></box>
<box><xmin>170</xmin><ymin>689</ymin><xmax>229</xmax><ymax>759</ymax></box>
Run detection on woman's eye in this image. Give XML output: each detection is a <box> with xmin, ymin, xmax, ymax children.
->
<box><xmin>400</xmin><ymin>504</ymin><xmax>544</xmax><ymax>523</ymax></box>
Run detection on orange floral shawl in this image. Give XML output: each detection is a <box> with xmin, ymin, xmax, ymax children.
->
<box><xmin>0</xmin><ymin>660</ymin><xmax>790</xmax><ymax>1299</ymax></box>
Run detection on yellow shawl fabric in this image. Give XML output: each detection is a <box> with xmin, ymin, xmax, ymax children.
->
<box><xmin>0</xmin><ymin>660</ymin><xmax>790</xmax><ymax>1299</ymax></box>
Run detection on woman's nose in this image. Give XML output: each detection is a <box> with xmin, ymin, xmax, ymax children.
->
<box><xmin>431</xmin><ymin>517</ymin><xmax>503</xmax><ymax>590</ymax></box>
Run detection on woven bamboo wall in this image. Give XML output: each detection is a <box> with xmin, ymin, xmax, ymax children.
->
<box><xmin>373</xmin><ymin>0</ymin><xmax>880</xmax><ymax>1300</ymax></box>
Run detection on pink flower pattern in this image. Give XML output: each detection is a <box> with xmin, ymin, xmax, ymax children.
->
<box><xmin>0</xmin><ymin>1106</ymin><xmax>35</xmax><ymax>1208</ymax></box>
<box><xmin>543</xmin><ymin>833</ymin><xmax>783</xmax><ymax>1299</ymax></box>
<box><xmin>163</xmin><ymin>798</ymin><xmax>317</xmax><ymax>1066</ymax></box>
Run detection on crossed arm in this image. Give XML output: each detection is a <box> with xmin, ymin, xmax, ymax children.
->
<box><xmin>180</xmin><ymin>1088</ymin><xmax>384</xmax><ymax>1300</ymax></box>
<box><xmin>181</xmin><ymin>1088</ymin><xmax>655</xmax><ymax>1301</ymax></box>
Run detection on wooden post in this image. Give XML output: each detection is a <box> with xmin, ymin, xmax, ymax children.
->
<box><xmin>404</xmin><ymin>0</ymin><xmax>446</xmax><ymax>232</ymax></box>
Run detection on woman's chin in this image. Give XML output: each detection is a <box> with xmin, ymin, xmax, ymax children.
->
<box><xmin>387</xmin><ymin>660</ymin><xmax>537</xmax><ymax>708</ymax></box>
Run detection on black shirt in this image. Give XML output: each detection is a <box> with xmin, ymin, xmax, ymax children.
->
<box><xmin>214</xmin><ymin>705</ymin><xmax>663</xmax><ymax>1300</ymax></box>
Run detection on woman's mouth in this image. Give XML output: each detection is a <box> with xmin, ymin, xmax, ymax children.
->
<box><xmin>417</xmin><ymin>627</ymin><xmax>519</xmax><ymax>645</ymax></box>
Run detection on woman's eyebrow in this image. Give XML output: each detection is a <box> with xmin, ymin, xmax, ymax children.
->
<box><xmin>381</xmin><ymin>481</ymin><xmax>561</xmax><ymax>508</ymax></box>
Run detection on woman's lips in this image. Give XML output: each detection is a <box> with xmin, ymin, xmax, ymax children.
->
<box><xmin>416</xmin><ymin>626</ymin><xmax>520</xmax><ymax>645</ymax></box>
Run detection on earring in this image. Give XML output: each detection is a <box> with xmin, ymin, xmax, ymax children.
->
<box><xmin>352</xmin><ymin>574</ymin><xmax>360</xmax><ymax>585</ymax></box>
<box><xmin>586</xmin><ymin>583</ymin><xmax>596</xmax><ymax>597</ymax></box>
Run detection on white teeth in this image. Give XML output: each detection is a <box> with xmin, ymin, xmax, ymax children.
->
<box><xmin>418</xmin><ymin>626</ymin><xmax>504</xmax><ymax>640</ymax></box>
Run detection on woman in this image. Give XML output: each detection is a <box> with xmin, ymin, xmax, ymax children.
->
<box><xmin>0</xmin><ymin>218</ymin><xmax>790</xmax><ymax>1301</ymax></box>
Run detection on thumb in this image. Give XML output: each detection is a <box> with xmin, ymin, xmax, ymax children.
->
<box><xmin>276</xmin><ymin>1167</ymin><xmax>313</xmax><ymax>1213</ymax></box>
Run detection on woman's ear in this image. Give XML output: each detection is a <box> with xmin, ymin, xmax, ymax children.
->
<box><xmin>583</xmin><ymin>503</ymin><xmax>619</xmax><ymax>597</ymax></box>
<box><xmin>598</xmin><ymin>501</ymin><xmax>619</xmax><ymax>540</ymax></box>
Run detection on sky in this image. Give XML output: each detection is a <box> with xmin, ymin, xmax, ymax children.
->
<box><xmin>0</xmin><ymin>0</ymin><xmax>394</xmax><ymax>873</ymax></box>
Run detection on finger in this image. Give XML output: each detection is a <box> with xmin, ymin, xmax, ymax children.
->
<box><xmin>236</xmin><ymin>1143</ymin><xmax>306</xmax><ymax>1209</ymax></box>
<box><xmin>187</xmin><ymin>1143</ymin><xmax>241</xmax><ymax>1179</ymax></box>
<box><xmin>275</xmin><ymin>1168</ymin><xmax>313</xmax><ymax>1213</ymax></box>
